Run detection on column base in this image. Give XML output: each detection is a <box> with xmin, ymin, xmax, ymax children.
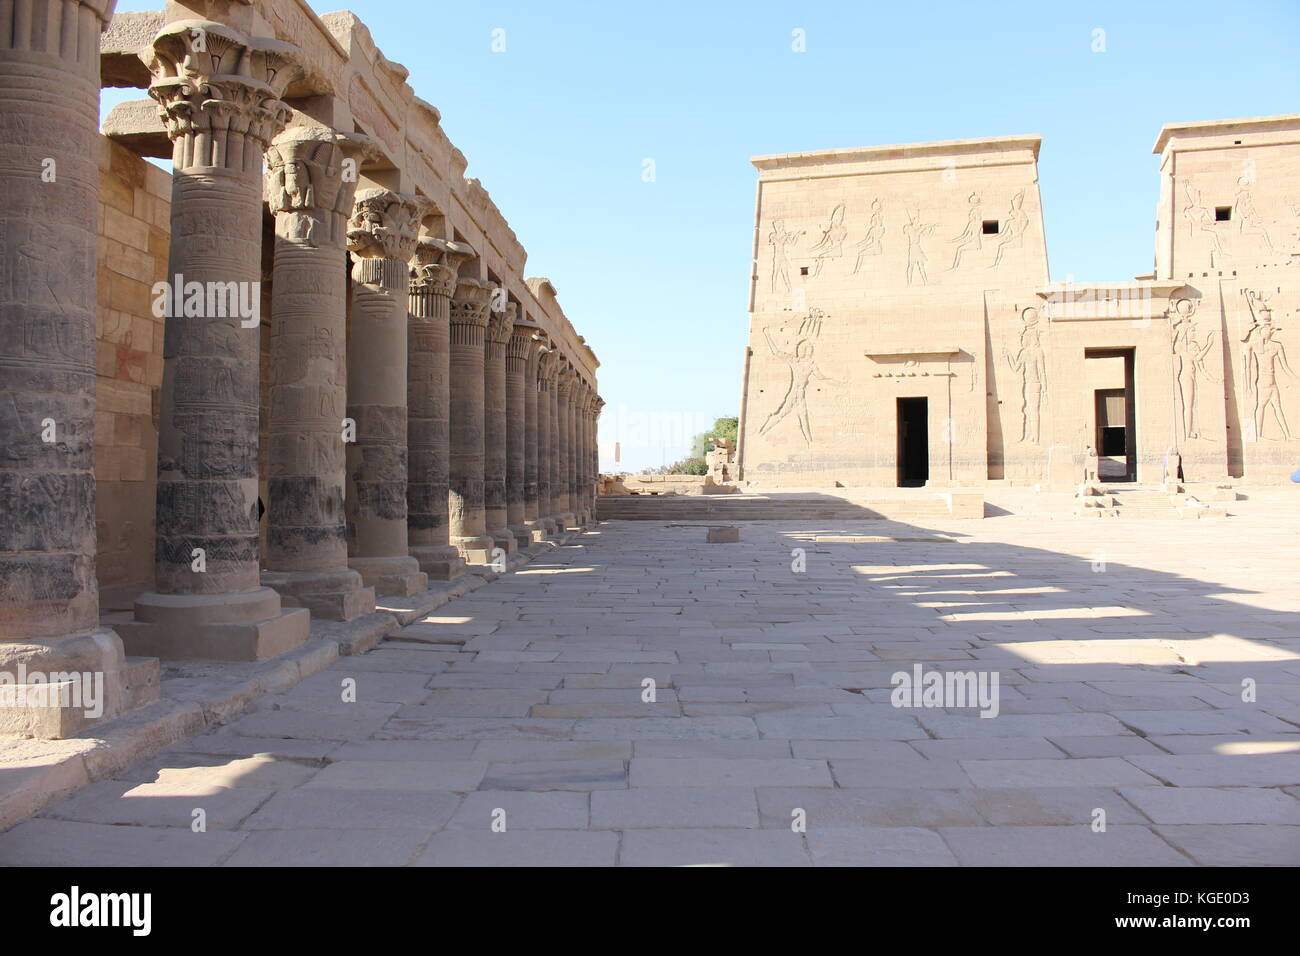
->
<box><xmin>560</xmin><ymin>512</ymin><xmax>577</xmax><ymax>531</ymax></box>
<box><xmin>524</xmin><ymin>519</ymin><xmax>550</xmax><ymax>543</ymax></box>
<box><xmin>489</xmin><ymin>527</ymin><xmax>518</xmax><ymax>555</ymax></box>
<box><xmin>117</xmin><ymin>588</ymin><xmax>310</xmax><ymax>662</ymax></box>
<box><xmin>453</xmin><ymin>535</ymin><xmax>496</xmax><ymax>566</ymax></box>
<box><xmin>509</xmin><ymin>525</ymin><xmax>533</xmax><ymax>550</ymax></box>
<box><xmin>263</xmin><ymin>568</ymin><xmax>376</xmax><ymax>622</ymax></box>
<box><xmin>348</xmin><ymin>556</ymin><xmax>429</xmax><ymax>597</ymax></box>
<box><xmin>410</xmin><ymin>545</ymin><xmax>466</xmax><ymax>582</ymax></box>
<box><xmin>0</xmin><ymin>628</ymin><xmax>132</xmax><ymax>738</ymax></box>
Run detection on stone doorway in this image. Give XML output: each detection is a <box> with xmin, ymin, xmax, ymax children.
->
<box><xmin>896</xmin><ymin>396</ymin><xmax>929</xmax><ymax>487</ymax></box>
<box><xmin>1087</xmin><ymin>348</ymin><xmax>1136</xmax><ymax>482</ymax></box>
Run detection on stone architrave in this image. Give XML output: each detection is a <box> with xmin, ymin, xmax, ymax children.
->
<box><xmin>344</xmin><ymin>188</ymin><xmax>428</xmax><ymax>596</ymax></box>
<box><xmin>407</xmin><ymin>233</ymin><xmax>473</xmax><ymax>581</ymax></box>
<box><xmin>555</xmin><ymin>365</ymin><xmax>577</xmax><ymax>530</ymax></box>
<box><xmin>505</xmin><ymin>311</ymin><xmax>537</xmax><ymax>549</ymax></box>
<box><xmin>0</xmin><ymin>0</ymin><xmax>132</xmax><ymax>734</ymax></box>
<box><xmin>534</xmin><ymin>344</ymin><xmax>558</xmax><ymax>535</ymax></box>
<box><xmin>119</xmin><ymin>21</ymin><xmax>311</xmax><ymax>662</ymax></box>
<box><xmin>521</xmin><ymin>332</ymin><xmax>545</xmax><ymax>540</ymax></box>
<box><xmin>483</xmin><ymin>302</ymin><xmax>517</xmax><ymax>555</ymax></box>
<box><xmin>448</xmin><ymin>276</ymin><xmax>496</xmax><ymax>563</ymax></box>
<box><xmin>261</xmin><ymin>125</ymin><xmax>377</xmax><ymax>620</ymax></box>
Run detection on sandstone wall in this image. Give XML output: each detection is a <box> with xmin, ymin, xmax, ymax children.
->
<box><xmin>94</xmin><ymin>137</ymin><xmax>169</xmax><ymax>591</ymax></box>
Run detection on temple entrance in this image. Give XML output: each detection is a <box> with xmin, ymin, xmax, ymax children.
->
<box><xmin>1087</xmin><ymin>349</ymin><xmax>1136</xmax><ymax>482</ymax></box>
<box><xmin>896</xmin><ymin>397</ymin><xmax>929</xmax><ymax>487</ymax></box>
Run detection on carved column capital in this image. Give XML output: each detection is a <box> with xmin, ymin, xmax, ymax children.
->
<box><xmin>265</xmin><ymin>126</ymin><xmax>375</xmax><ymax>246</ymax></box>
<box><xmin>147</xmin><ymin>21</ymin><xmax>303</xmax><ymax>172</ymax></box>
<box><xmin>450</xmin><ymin>277</ymin><xmax>494</xmax><ymax>328</ymax></box>
<box><xmin>348</xmin><ymin>189</ymin><xmax>426</xmax><ymax>289</ymax></box>
<box><xmin>556</xmin><ymin>365</ymin><xmax>577</xmax><ymax>399</ymax></box>
<box><xmin>486</xmin><ymin>302</ymin><xmax>515</xmax><ymax>348</ymax></box>
<box><xmin>410</xmin><ymin>235</ymin><xmax>474</xmax><ymax>300</ymax></box>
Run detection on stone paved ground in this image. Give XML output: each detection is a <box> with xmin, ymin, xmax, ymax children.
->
<box><xmin>3</xmin><ymin>498</ymin><xmax>1299</xmax><ymax>866</ymax></box>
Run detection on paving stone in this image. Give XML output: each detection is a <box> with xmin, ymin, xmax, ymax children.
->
<box><xmin>220</xmin><ymin>828</ymin><xmax>431</xmax><ymax>866</ymax></box>
<box><xmin>965</xmin><ymin>787</ymin><xmax>1147</xmax><ymax>825</ymax></box>
<box><xmin>755</xmin><ymin>715</ymin><xmax>925</xmax><ymax>740</ymax></box>
<box><xmin>830</xmin><ymin>758</ymin><xmax>972</xmax><ymax>789</ymax></box>
<box><xmin>591</xmin><ymin>787</ymin><xmax>759</xmax><ymax>828</ymax></box>
<box><xmin>938</xmin><ymin>825</ymin><xmax>1193</xmax><ymax>866</ymax></box>
<box><xmin>327</xmin><ymin>740</ymin><xmax>479</xmax><ymax>761</ymax></box>
<box><xmin>630</xmin><ymin>758</ymin><xmax>832</xmax><ymax>788</ymax></box>
<box><xmin>620</xmin><ymin>828</ymin><xmax>810</xmax><ymax>866</ymax></box>
<box><xmin>1119</xmin><ymin>787</ymin><xmax>1300</xmax><ymax>824</ymax></box>
<box><xmin>39</xmin><ymin>778</ymin><xmax>271</xmax><ymax>829</ymax></box>
<box><xmin>806</xmin><ymin>827</ymin><xmax>957</xmax><ymax>866</ymax></box>
<box><xmin>117</xmin><ymin>752</ymin><xmax>322</xmax><ymax>788</ymax></box>
<box><xmin>472</xmin><ymin>740</ymin><xmax>632</xmax><ymax>761</ymax></box>
<box><xmin>414</xmin><ymin>830</ymin><xmax>619</xmax><ymax>866</ymax></box>
<box><xmin>573</xmin><ymin>717</ymin><xmax>758</xmax><ymax>740</ymax></box>
<box><xmin>960</xmin><ymin>757</ymin><xmax>1162</xmax><ymax>788</ymax></box>
<box><xmin>446</xmin><ymin>790</ymin><xmax>589</xmax><ymax>829</ymax></box>
<box><xmin>241</xmin><ymin>788</ymin><xmax>461</xmax><ymax>830</ymax></box>
<box><xmin>1153</xmin><ymin>825</ymin><xmax>1300</xmax><ymax>865</ymax></box>
<box><xmin>0</xmin><ymin>818</ymin><xmax>246</xmax><ymax>866</ymax></box>
<box><xmin>304</xmin><ymin>760</ymin><xmax>486</xmax><ymax>792</ymax></box>
<box><xmin>756</xmin><ymin>787</ymin><xmax>984</xmax><ymax>828</ymax></box>
<box><xmin>1048</xmin><ymin>735</ymin><xmax>1165</xmax><ymax>758</ymax></box>
<box><xmin>1125</xmin><ymin>754</ymin><xmax>1300</xmax><ymax>787</ymax></box>
<box><xmin>480</xmin><ymin>760</ymin><xmax>628</xmax><ymax>790</ymax></box>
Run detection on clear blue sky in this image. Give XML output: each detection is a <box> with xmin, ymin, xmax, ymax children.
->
<box><xmin>105</xmin><ymin>0</ymin><xmax>1300</xmax><ymax>472</ymax></box>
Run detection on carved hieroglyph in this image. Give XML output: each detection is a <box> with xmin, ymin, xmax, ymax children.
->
<box><xmin>768</xmin><ymin>220</ymin><xmax>804</xmax><ymax>293</ymax></box>
<box><xmin>809</xmin><ymin>204</ymin><xmax>847</xmax><ymax>276</ymax></box>
<box><xmin>534</xmin><ymin>343</ymin><xmax>557</xmax><ymax>532</ymax></box>
<box><xmin>947</xmin><ymin>193</ymin><xmax>983</xmax><ymax>270</ymax></box>
<box><xmin>903</xmin><ymin>210</ymin><xmax>936</xmax><ymax>286</ymax></box>
<box><xmin>852</xmin><ymin>199</ymin><xmax>885</xmax><ymax>275</ymax></box>
<box><xmin>1005</xmin><ymin>306</ymin><xmax>1047</xmax><ymax>444</ymax></box>
<box><xmin>505</xmin><ymin>312</ymin><xmax>536</xmax><ymax>543</ymax></box>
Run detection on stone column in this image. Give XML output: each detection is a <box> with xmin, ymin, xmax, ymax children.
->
<box><xmin>344</xmin><ymin>188</ymin><xmax>427</xmax><ymax>596</ymax></box>
<box><xmin>555</xmin><ymin>365</ymin><xmax>577</xmax><ymax>530</ymax></box>
<box><xmin>575</xmin><ymin>383</ymin><xmax>592</xmax><ymax>526</ymax></box>
<box><xmin>591</xmin><ymin>395</ymin><xmax>606</xmax><ymax>522</ymax></box>
<box><xmin>407</xmin><ymin>235</ymin><xmax>471</xmax><ymax>581</ymax></box>
<box><xmin>448</xmin><ymin>276</ymin><xmax>495</xmax><ymax>563</ymax></box>
<box><xmin>483</xmin><ymin>302</ymin><xmax>516</xmax><ymax>555</ymax></box>
<box><xmin>571</xmin><ymin>380</ymin><xmax>588</xmax><ymax>527</ymax></box>
<box><xmin>120</xmin><ymin>22</ymin><xmax>311</xmax><ymax>662</ymax></box>
<box><xmin>261</xmin><ymin>125</ymin><xmax>376</xmax><ymax>621</ymax></box>
<box><xmin>505</xmin><ymin>313</ymin><xmax>536</xmax><ymax>548</ymax></box>
<box><xmin>541</xmin><ymin>349</ymin><xmax>563</xmax><ymax>532</ymax></box>
<box><xmin>521</xmin><ymin>333</ymin><xmax>544</xmax><ymax>540</ymax></box>
<box><xmin>0</xmin><ymin>0</ymin><xmax>131</xmax><ymax>734</ymax></box>
<box><xmin>534</xmin><ymin>346</ymin><xmax>557</xmax><ymax>535</ymax></box>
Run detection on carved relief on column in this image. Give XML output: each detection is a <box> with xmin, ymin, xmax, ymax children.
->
<box><xmin>575</xmin><ymin>383</ymin><xmax>593</xmax><ymax>526</ymax></box>
<box><xmin>0</xmin><ymin>0</ymin><xmax>130</xmax><ymax>733</ymax></box>
<box><xmin>555</xmin><ymin>365</ymin><xmax>577</xmax><ymax>529</ymax></box>
<box><xmin>119</xmin><ymin>22</ymin><xmax>312</xmax><ymax>662</ymax></box>
<box><xmin>483</xmin><ymin>303</ymin><xmax>517</xmax><ymax>555</ymax></box>
<box><xmin>261</xmin><ymin>126</ymin><xmax>377</xmax><ymax>621</ymax></box>
<box><xmin>520</xmin><ymin>330</ymin><xmax>544</xmax><ymax>538</ymax></box>
<box><xmin>343</xmin><ymin>188</ymin><xmax>428</xmax><ymax>597</ymax></box>
<box><xmin>407</xmin><ymin>234</ymin><xmax>473</xmax><ymax>581</ymax></box>
<box><xmin>505</xmin><ymin>312</ymin><xmax>537</xmax><ymax>548</ymax></box>
<box><xmin>534</xmin><ymin>345</ymin><xmax>558</xmax><ymax>535</ymax></box>
<box><xmin>448</xmin><ymin>276</ymin><xmax>496</xmax><ymax>562</ymax></box>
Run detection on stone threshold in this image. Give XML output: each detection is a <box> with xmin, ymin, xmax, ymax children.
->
<box><xmin>0</xmin><ymin>529</ymin><xmax>581</xmax><ymax>831</ymax></box>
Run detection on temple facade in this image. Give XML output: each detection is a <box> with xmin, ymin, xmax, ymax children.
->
<box><xmin>1</xmin><ymin>0</ymin><xmax>601</xmax><ymax>736</ymax></box>
<box><xmin>737</xmin><ymin>115</ymin><xmax>1300</xmax><ymax>489</ymax></box>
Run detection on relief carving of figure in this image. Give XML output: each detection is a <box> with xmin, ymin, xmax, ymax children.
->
<box><xmin>947</xmin><ymin>193</ymin><xmax>982</xmax><ymax>270</ymax></box>
<box><xmin>1241</xmin><ymin>295</ymin><xmax>1294</xmax><ymax>440</ymax></box>
<box><xmin>768</xmin><ymin>219</ymin><xmax>804</xmax><ymax>293</ymax></box>
<box><xmin>1181</xmin><ymin>179</ymin><xmax>1224</xmax><ymax>260</ymax></box>
<box><xmin>1004</xmin><ymin>306</ymin><xmax>1047</xmax><ymax>443</ymax></box>
<box><xmin>1234</xmin><ymin>177</ymin><xmax>1273</xmax><ymax>253</ymax></box>
<box><xmin>758</xmin><ymin>309</ymin><xmax>834</xmax><ymax>445</ymax></box>
<box><xmin>1168</xmin><ymin>297</ymin><xmax>1217</xmax><ymax>440</ymax></box>
<box><xmin>808</xmin><ymin>204</ymin><xmax>847</xmax><ymax>276</ymax></box>
<box><xmin>990</xmin><ymin>190</ymin><xmax>1029</xmax><ymax>267</ymax></box>
<box><xmin>903</xmin><ymin>210</ymin><xmax>936</xmax><ymax>286</ymax></box>
<box><xmin>852</xmin><ymin>199</ymin><xmax>884</xmax><ymax>275</ymax></box>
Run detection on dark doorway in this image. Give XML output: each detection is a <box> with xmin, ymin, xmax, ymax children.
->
<box><xmin>1087</xmin><ymin>348</ymin><xmax>1137</xmax><ymax>482</ymax></box>
<box><xmin>897</xmin><ymin>397</ymin><xmax>929</xmax><ymax>487</ymax></box>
